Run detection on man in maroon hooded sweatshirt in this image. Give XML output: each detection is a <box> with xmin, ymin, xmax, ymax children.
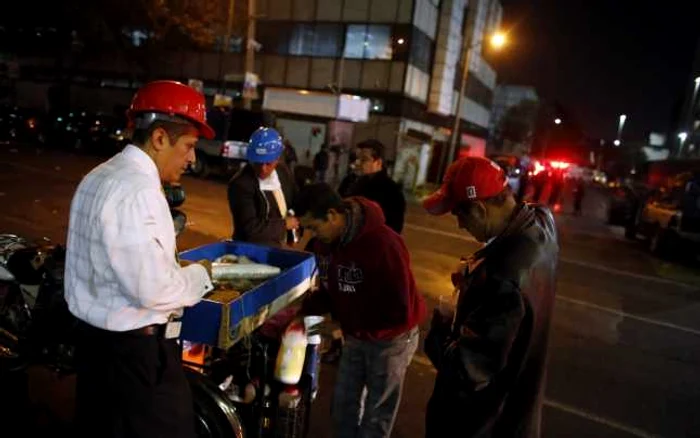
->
<box><xmin>295</xmin><ymin>183</ymin><xmax>426</xmax><ymax>438</ymax></box>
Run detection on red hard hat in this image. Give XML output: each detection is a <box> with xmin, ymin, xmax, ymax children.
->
<box><xmin>127</xmin><ymin>80</ymin><xmax>215</xmax><ymax>140</ymax></box>
<box><xmin>423</xmin><ymin>157</ymin><xmax>508</xmax><ymax>215</ymax></box>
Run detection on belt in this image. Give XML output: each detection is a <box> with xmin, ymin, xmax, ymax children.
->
<box><xmin>81</xmin><ymin>319</ymin><xmax>182</xmax><ymax>339</ymax></box>
<box><xmin>126</xmin><ymin>324</ymin><xmax>167</xmax><ymax>337</ymax></box>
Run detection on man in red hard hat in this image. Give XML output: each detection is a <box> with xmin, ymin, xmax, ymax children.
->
<box><xmin>422</xmin><ymin>156</ymin><xmax>559</xmax><ymax>438</ymax></box>
<box><xmin>65</xmin><ymin>81</ymin><xmax>215</xmax><ymax>438</ymax></box>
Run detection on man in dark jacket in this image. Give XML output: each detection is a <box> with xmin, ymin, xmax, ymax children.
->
<box><xmin>227</xmin><ymin>127</ymin><xmax>298</xmax><ymax>247</ymax></box>
<box><xmin>343</xmin><ymin>139</ymin><xmax>406</xmax><ymax>233</ymax></box>
<box><xmin>422</xmin><ymin>156</ymin><xmax>559</xmax><ymax>438</ymax></box>
<box><xmin>295</xmin><ymin>183</ymin><xmax>426</xmax><ymax>438</ymax></box>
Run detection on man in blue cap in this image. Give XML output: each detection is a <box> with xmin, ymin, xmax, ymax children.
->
<box><xmin>227</xmin><ymin>127</ymin><xmax>299</xmax><ymax>247</ymax></box>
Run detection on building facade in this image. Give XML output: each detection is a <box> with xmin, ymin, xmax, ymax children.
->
<box><xmin>3</xmin><ymin>0</ymin><xmax>503</xmax><ymax>188</ymax></box>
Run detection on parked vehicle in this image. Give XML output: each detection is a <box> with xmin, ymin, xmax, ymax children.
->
<box><xmin>191</xmin><ymin>108</ymin><xmax>274</xmax><ymax>178</ymax></box>
<box><xmin>633</xmin><ymin>172</ymin><xmax>700</xmax><ymax>257</ymax></box>
<box><xmin>0</xmin><ymin>105</ymin><xmax>46</xmax><ymax>146</ymax></box>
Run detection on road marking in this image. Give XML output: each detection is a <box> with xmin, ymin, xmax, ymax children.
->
<box><xmin>409</xmin><ymin>357</ymin><xmax>664</xmax><ymax>437</ymax></box>
<box><xmin>404</xmin><ymin>223</ymin><xmax>478</xmax><ymax>242</ymax></box>
<box><xmin>405</xmin><ymin>221</ymin><xmax>700</xmax><ymax>290</ymax></box>
<box><xmin>544</xmin><ymin>399</ymin><xmax>664</xmax><ymax>438</ymax></box>
<box><xmin>559</xmin><ymin>257</ymin><xmax>698</xmax><ymax>290</ymax></box>
<box><xmin>557</xmin><ymin>295</ymin><xmax>700</xmax><ymax>337</ymax></box>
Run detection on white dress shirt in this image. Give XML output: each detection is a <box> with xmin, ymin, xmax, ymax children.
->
<box><xmin>64</xmin><ymin>145</ymin><xmax>213</xmax><ymax>331</ymax></box>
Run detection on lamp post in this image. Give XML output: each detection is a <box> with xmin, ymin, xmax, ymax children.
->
<box><xmin>437</xmin><ymin>31</ymin><xmax>508</xmax><ymax>183</ymax></box>
<box><xmin>616</xmin><ymin>114</ymin><xmax>626</xmax><ymax>146</ymax></box>
<box><xmin>678</xmin><ymin>131</ymin><xmax>689</xmax><ymax>156</ymax></box>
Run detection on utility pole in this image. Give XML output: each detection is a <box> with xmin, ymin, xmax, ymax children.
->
<box><xmin>437</xmin><ymin>7</ymin><xmax>474</xmax><ymax>184</ymax></box>
<box><xmin>243</xmin><ymin>0</ymin><xmax>256</xmax><ymax>110</ymax></box>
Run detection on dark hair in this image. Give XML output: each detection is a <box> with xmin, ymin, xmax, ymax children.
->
<box><xmin>130</xmin><ymin>119</ymin><xmax>196</xmax><ymax>147</ymax></box>
<box><xmin>357</xmin><ymin>139</ymin><xmax>385</xmax><ymax>161</ymax></box>
<box><xmin>294</xmin><ymin>183</ymin><xmax>345</xmax><ymax>219</ymax></box>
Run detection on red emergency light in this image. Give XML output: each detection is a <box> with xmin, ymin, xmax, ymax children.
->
<box><xmin>550</xmin><ymin>160</ymin><xmax>571</xmax><ymax>170</ymax></box>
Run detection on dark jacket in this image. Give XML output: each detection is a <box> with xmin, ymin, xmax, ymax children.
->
<box><xmin>424</xmin><ymin>204</ymin><xmax>559</xmax><ymax>438</ymax></box>
<box><xmin>302</xmin><ymin>197</ymin><xmax>426</xmax><ymax>341</ymax></box>
<box><xmin>345</xmin><ymin>170</ymin><xmax>406</xmax><ymax>234</ymax></box>
<box><xmin>227</xmin><ymin>164</ymin><xmax>296</xmax><ymax>247</ymax></box>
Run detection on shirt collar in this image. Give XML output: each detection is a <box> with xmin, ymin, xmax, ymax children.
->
<box><xmin>121</xmin><ymin>144</ymin><xmax>161</xmax><ymax>186</ymax></box>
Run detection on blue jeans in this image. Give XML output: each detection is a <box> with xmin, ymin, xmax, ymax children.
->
<box><xmin>332</xmin><ymin>327</ymin><xmax>419</xmax><ymax>438</ymax></box>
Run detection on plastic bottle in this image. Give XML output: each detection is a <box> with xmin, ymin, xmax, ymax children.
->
<box><xmin>277</xmin><ymin>385</ymin><xmax>301</xmax><ymax>410</ymax></box>
<box><xmin>274</xmin><ymin>321</ymin><xmax>308</xmax><ymax>385</ymax></box>
<box><xmin>303</xmin><ymin>315</ymin><xmax>324</xmax><ymax>400</ymax></box>
<box><xmin>304</xmin><ymin>333</ymin><xmax>322</xmax><ymax>400</ymax></box>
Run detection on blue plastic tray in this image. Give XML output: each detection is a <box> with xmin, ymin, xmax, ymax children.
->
<box><xmin>179</xmin><ymin>241</ymin><xmax>316</xmax><ymax>348</ymax></box>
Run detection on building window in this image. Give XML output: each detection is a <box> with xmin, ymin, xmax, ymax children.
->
<box><xmin>311</xmin><ymin>24</ymin><xmax>344</xmax><ymax>57</ymax></box>
<box><xmin>343</xmin><ymin>25</ymin><xmax>393</xmax><ymax>60</ymax></box>
<box><xmin>410</xmin><ymin>27</ymin><xmax>433</xmax><ymax>73</ymax></box>
<box><xmin>288</xmin><ymin>23</ymin><xmax>315</xmax><ymax>55</ymax></box>
<box><xmin>257</xmin><ymin>22</ymin><xmax>294</xmax><ymax>55</ymax></box>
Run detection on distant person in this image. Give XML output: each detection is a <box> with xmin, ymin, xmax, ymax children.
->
<box><xmin>342</xmin><ymin>139</ymin><xmax>406</xmax><ymax>233</ymax></box>
<box><xmin>227</xmin><ymin>127</ymin><xmax>299</xmax><ymax>247</ymax></box>
<box><xmin>531</xmin><ymin>169</ymin><xmax>546</xmax><ymax>203</ymax></box>
<box><xmin>313</xmin><ymin>144</ymin><xmax>330</xmax><ymax>182</ymax></box>
<box><xmin>548</xmin><ymin>169</ymin><xmax>564</xmax><ymax>207</ymax></box>
<box><xmin>516</xmin><ymin>155</ymin><xmax>531</xmax><ymax>203</ymax></box>
<box><xmin>422</xmin><ymin>156</ymin><xmax>559</xmax><ymax>438</ymax></box>
<box><xmin>283</xmin><ymin>139</ymin><xmax>298</xmax><ymax>170</ymax></box>
<box><xmin>573</xmin><ymin>177</ymin><xmax>585</xmax><ymax>216</ymax></box>
<box><xmin>338</xmin><ymin>150</ymin><xmax>359</xmax><ymax>197</ymax></box>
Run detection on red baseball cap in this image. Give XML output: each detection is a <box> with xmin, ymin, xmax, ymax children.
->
<box><xmin>423</xmin><ymin>157</ymin><xmax>508</xmax><ymax>215</ymax></box>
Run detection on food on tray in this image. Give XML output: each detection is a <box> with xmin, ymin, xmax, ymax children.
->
<box><xmin>215</xmin><ymin>254</ymin><xmax>239</xmax><ymax>264</ymax></box>
<box><xmin>215</xmin><ymin>278</ymin><xmax>258</xmax><ymax>293</ymax></box>
<box><xmin>212</xmin><ymin>262</ymin><xmax>281</xmax><ymax>281</ymax></box>
<box><xmin>214</xmin><ymin>254</ymin><xmax>255</xmax><ymax>264</ymax></box>
<box><xmin>205</xmin><ymin>288</ymin><xmax>242</xmax><ymax>304</ymax></box>
<box><xmin>207</xmin><ymin>253</ymin><xmax>282</xmax><ymax>297</ymax></box>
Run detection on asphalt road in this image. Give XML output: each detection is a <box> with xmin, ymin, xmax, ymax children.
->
<box><xmin>1</xmin><ymin>144</ymin><xmax>700</xmax><ymax>437</ymax></box>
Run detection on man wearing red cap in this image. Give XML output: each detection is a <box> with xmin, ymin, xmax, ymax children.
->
<box><xmin>65</xmin><ymin>81</ymin><xmax>216</xmax><ymax>437</ymax></box>
<box><xmin>422</xmin><ymin>156</ymin><xmax>559</xmax><ymax>437</ymax></box>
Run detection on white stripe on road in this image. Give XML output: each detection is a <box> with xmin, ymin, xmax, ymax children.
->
<box><xmin>543</xmin><ymin>399</ymin><xmax>664</xmax><ymax>438</ymax></box>
<box><xmin>557</xmin><ymin>295</ymin><xmax>700</xmax><ymax>337</ymax></box>
<box><xmin>559</xmin><ymin>257</ymin><xmax>698</xmax><ymax>290</ymax></box>
<box><xmin>405</xmin><ymin>221</ymin><xmax>699</xmax><ymax>290</ymax></box>
<box><xmin>404</xmin><ymin>223</ymin><xmax>478</xmax><ymax>242</ymax></box>
<box><xmin>410</xmin><ymin>357</ymin><xmax>664</xmax><ymax>438</ymax></box>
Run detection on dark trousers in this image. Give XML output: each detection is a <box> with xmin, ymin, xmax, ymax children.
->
<box><xmin>74</xmin><ymin>324</ymin><xmax>196</xmax><ymax>438</ymax></box>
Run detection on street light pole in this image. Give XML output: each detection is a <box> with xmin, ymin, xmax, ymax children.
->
<box><xmin>439</xmin><ymin>45</ymin><xmax>474</xmax><ymax>183</ymax></box>
<box><xmin>617</xmin><ymin>114</ymin><xmax>627</xmax><ymax>144</ymax></box>
<box><xmin>435</xmin><ymin>27</ymin><xmax>507</xmax><ymax>183</ymax></box>
<box><xmin>243</xmin><ymin>0</ymin><xmax>256</xmax><ymax>110</ymax></box>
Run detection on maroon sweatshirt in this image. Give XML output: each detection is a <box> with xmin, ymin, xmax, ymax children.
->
<box><xmin>302</xmin><ymin>197</ymin><xmax>426</xmax><ymax>341</ymax></box>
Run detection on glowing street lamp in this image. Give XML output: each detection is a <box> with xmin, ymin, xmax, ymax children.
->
<box><xmin>490</xmin><ymin>32</ymin><xmax>507</xmax><ymax>50</ymax></box>
<box><xmin>440</xmin><ymin>30</ymin><xmax>510</xmax><ymax>181</ymax></box>
<box><xmin>554</xmin><ymin>118</ymin><xmax>562</xmax><ymax>125</ymax></box>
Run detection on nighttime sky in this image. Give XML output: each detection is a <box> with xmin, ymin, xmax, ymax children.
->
<box><xmin>493</xmin><ymin>0</ymin><xmax>700</xmax><ymax>142</ymax></box>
